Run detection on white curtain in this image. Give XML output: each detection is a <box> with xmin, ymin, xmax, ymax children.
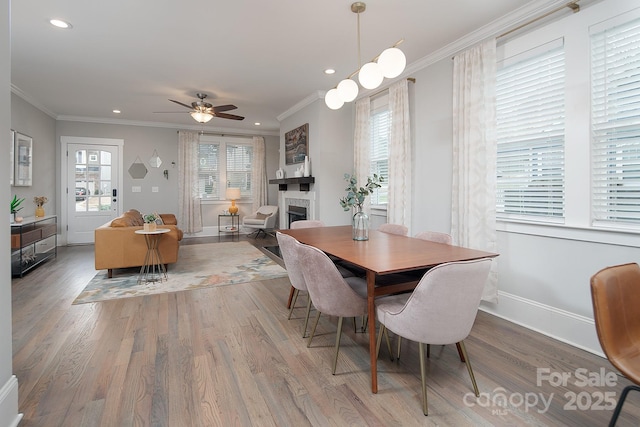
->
<box><xmin>452</xmin><ymin>39</ymin><xmax>499</xmax><ymax>303</ymax></box>
<box><xmin>252</xmin><ymin>136</ymin><xmax>268</xmax><ymax>212</ymax></box>
<box><xmin>353</xmin><ymin>97</ymin><xmax>372</xmax><ymax>213</ymax></box>
<box><xmin>388</xmin><ymin>80</ymin><xmax>412</xmax><ymax>231</ymax></box>
<box><xmin>178</xmin><ymin>130</ymin><xmax>203</xmax><ymax>234</ymax></box>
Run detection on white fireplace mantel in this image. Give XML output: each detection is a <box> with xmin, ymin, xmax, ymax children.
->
<box><xmin>279</xmin><ymin>190</ymin><xmax>316</xmax><ymax>229</ymax></box>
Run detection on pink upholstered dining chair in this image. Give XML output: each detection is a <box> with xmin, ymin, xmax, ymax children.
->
<box><xmin>375</xmin><ymin>258</ymin><xmax>492</xmax><ymax>415</ymax></box>
<box><xmin>294</xmin><ymin>239</ymin><xmax>370</xmax><ymax>375</ymax></box>
<box><xmin>378</xmin><ymin>223</ymin><xmax>408</xmax><ymax>236</ymax></box>
<box><xmin>276</xmin><ymin>232</ymin><xmax>313</xmax><ymax>337</ymax></box>
<box><xmin>414</xmin><ymin>230</ymin><xmax>453</xmax><ymax>245</ymax></box>
<box><xmin>290</xmin><ymin>220</ymin><xmax>325</xmax><ymax>229</ymax></box>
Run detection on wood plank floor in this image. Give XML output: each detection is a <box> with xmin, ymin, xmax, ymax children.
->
<box><xmin>11</xmin><ymin>234</ymin><xmax>640</xmax><ymax>426</ymax></box>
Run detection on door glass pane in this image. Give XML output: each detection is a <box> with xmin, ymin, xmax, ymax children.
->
<box><xmin>75</xmin><ymin>149</ymin><xmax>114</xmax><ymax>213</ymax></box>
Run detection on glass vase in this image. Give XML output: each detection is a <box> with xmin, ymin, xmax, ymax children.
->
<box><xmin>35</xmin><ymin>206</ymin><xmax>45</xmax><ymax>218</ymax></box>
<box><xmin>352</xmin><ymin>210</ymin><xmax>369</xmax><ymax>241</ymax></box>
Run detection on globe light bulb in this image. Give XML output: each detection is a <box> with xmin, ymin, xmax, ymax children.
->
<box><xmin>358</xmin><ymin>62</ymin><xmax>384</xmax><ymax>89</ymax></box>
<box><xmin>324</xmin><ymin>88</ymin><xmax>344</xmax><ymax>110</ymax></box>
<box><xmin>378</xmin><ymin>47</ymin><xmax>406</xmax><ymax>78</ymax></box>
<box><xmin>337</xmin><ymin>78</ymin><xmax>359</xmax><ymax>102</ymax></box>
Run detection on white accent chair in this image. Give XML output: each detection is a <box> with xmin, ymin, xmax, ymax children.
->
<box><xmin>375</xmin><ymin>258</ymin><xmax>492</xmax><ymax>415</ymax></box>
<box><xmin>242</xmin><ymin>205</ymin><xmax>278</xmax><ymax>238</ymax></box>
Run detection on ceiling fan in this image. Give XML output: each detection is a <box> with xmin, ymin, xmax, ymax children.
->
<box><xmin>157</xmin><ymin>93</ymin><xmax>244</xmax><ymax>123</ymax></box>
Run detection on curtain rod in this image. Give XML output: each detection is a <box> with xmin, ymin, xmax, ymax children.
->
<box><xmin>177</xmin><ymin>130</ymin><xmax>259</xmax><ymax>138</ymax></box>
<box><xmin>498</xmin><ymin>1</ymin><xmax>580</xmax><ymax>40</ymax></box>
<box><xmin>368</xmin><ymin>77</ymin><xmax>416</xmax><ymax>99</ymax></box>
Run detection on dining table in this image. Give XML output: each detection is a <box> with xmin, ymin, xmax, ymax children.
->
<box><xmin>281</xmin><ymin>225</ymin><xmax>498</xmax><ymax>393</ymax></box>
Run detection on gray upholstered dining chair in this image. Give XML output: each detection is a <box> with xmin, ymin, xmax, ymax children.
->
<box><xmin>375</xmin><ymin>258</ymin><xmax>492</xmax><ymax>415</ymax></box>
<box><xmin>276</xmin><ymin>232</ymin><xmax>313</xmax><ymax>337</ymax></box>
<box><xmin>378</xmin><ymin>223</ymin><xmax>408</xmax><ymax>236</ymax></box>
<box><xmin>294</xmin><ymin>239</ymin><xmax>371</xmax><ymax>375</ymax></box>
<box><xmin>414</xmin><ymin>230</ymin><xmax>453</xmax><ymax>245</ymax></box>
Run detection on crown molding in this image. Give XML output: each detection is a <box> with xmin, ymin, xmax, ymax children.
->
<box><xmin>11</xmin><ymin>84</ymin><xmax>57</xmax><ymax>118</ymax></box>
<box><xmin>276</xmin><ymin>91</ymin><xmax>324</xmax><ymax>123</ymax></box>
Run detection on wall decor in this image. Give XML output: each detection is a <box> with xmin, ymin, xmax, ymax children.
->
<box><xmin>149</xmin><ymin>149</ymin><xmax>162</xmax><ymax>168</ymax></box>
<box><xmin>14</xmin><ymin>131</ymin><xmax>33</xmax><ymax>187</ymax></box>
<box><xmin>9</xmin><ymin>130</ymin><xmax>14</xmax><ymax>186</ymax></box>
<box><xmin>128</xmin><ymin>156</ymin><xmax>148</xmax><ymax>179</ymax></box>
<box><xmin>285</xmin><ymin>123</ymin><xmax>308</xmax><ymax>165</ymax></box>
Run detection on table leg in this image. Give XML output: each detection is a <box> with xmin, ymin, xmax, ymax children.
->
<box><xmin>367</xmin><ymin>270</ymin><xmax>377</xmax><ymax>393</ymax></box>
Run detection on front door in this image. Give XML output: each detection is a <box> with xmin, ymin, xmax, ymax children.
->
<box><xmin>62</xmin><ymin>137</ymin><xmax>123</xmax><ymax>244</ymax></box>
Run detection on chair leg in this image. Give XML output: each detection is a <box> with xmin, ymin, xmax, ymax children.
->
<box><xmin>307</xmin><ymin>311</ymin><xmax>322</xmax><ymax>348</ymax></box>
<box><xmin>609</xmin><ymin>385</ymin><xmax>640</xmax><ymax>427</ymax></box>
<box><xmin>286</xmin><ymin>285</ymin><xmax>295</xmax><ymax>308</ymax></box>
<box><xmin>458</xmin><ymin>340</ymin><xmax>479</xmax><ymax>396</ymax></box>
<box><xmin>375</xmin><ymin>324</ymin><xmax>394</xmax><ymax>362</ymax></box>
<box><xmin>427</xmin><ymin>344</ymin><xmax>430</xmax><ymax>358</ymax></box>
<box><xmin>288</xmin><ymin>289</ymin><xmax>299</xmax><ymax>320</ymax></box>
<box><xmin>332</xmin><ymin>317</ymin><xmax>344</xmax><ymax>375</ymax></box>
<box><xmin>397</xmin><ymin>336</ymin><xmax>402</xmax><ymax>361</ymax></box>
<box><xmin>302</xmin><ymin>297</ymin><xmax>312</xmax><ymax>338</ymax></box>
<box><xmin>455</xmin><ymin>342</ymin><xmax>466</xmax><ymax>362</ymax></box>
<box><xmin>419</xmin><ymin>342</ymin><xmax>429</xmax><ymax>416</ymax></box>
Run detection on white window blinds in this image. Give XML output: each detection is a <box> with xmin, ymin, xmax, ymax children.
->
<box><xmin>591</xmin><ymin>16</ymin><xmax>640</xmax><ymax>227</ymax></box>
<box><xmin>198</xmin><ymin>143</ymin><xmax>219</xmax><ymax>199</ymax></box>
<box><xmin>370</xmin><ymin>108</ymin><xmax>390</xmax><ymax>205</ymax></box>
<box><xmin>496</xmin><ymin>43</ymin><xmax>565</xmax><ymax>220</ymax></box>
<box><xmin>226</xmin><ymin>144</ymin><xmax>253</xmax><ymax>198</ymax></box>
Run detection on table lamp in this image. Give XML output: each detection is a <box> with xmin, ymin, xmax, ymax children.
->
<box><xmin>226</xmin><ymin>187</ymin><xmax>241</xmax><ymax>214</ymax></box>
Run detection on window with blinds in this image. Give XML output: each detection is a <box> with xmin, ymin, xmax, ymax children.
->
<box><xmin>496</xmin><ymin>42</ymin><xmax>565</xmax><ymax>220</ymax></box>
<box><xmin>370</xmin><ymin>108</ymin><xmax>390</xmax><ymax>205</ymax></box>
<box><xmin>197</xmin><ymin>141</ymin><xmax>253</xmax><ymax>200</ymax></box>
<box><xmin>226</xmin><ymin>144</ymin><xmax>253</xmax><ymax>198</ymax></box>
<box><xmin>591</xmin><ymin>16</ymin><xmax>640</xmax><ymax>227</ymax></box>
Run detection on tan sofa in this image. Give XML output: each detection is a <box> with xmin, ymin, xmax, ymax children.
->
<box><xmin>94</xmin><ymin>209</ymin><xmax>183</xmax><ymax>278</ymax></box>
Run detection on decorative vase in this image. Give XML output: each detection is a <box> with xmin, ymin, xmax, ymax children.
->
<box><xmin>35</xmin><ymin>206</ymin><xmax>45</xmax><ymax>218</ymax></box>
<box><xmin>352</xmin><ymin>210</ymin><xmax>369</xmax><ymax>241</ymax></box>
<box><xmin>303</xmin><ymin>156</ymin><xmax>310</xmax><ymax>177</ymax></box>
<box><xmin>144</xmin><ymin>222</ymin><xmax>157</xmax><ymax>232</ymax></box>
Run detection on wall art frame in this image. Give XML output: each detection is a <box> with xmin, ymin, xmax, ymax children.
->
<box><xmin>285</xmin><ymin>123</ymin><xmax>308</xmax><ymax>165</ymax></box>
<box><xmin>14</xmin><ymin>131</ymin><xmax>33</xmax><ymax>187</ymax></box>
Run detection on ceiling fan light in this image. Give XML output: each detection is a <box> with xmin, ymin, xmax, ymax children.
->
<box><xmin>337</xmin><ymin>78</ymin><xmax>359</xmax><ymax>102</ymax></box>
<box><xmin>378</xmin><ymin>47</ymin><xmax>406</xmax><ymax>78</ymax></box>
<box><xmin>324</xmin><ymin>88</ymin><xmax>344</xmax><ymax>110</ymax></box>
<box><xmin>191</xmin><ymin>111</ymin><xmax>213</xmax><ymax>123</ymax></box>
<box><xmin>358</xmin><ymin>62</ymin><xmax>383</xmax><ymax>90</ymax></box>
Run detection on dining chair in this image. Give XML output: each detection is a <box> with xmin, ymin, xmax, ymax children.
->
<box><xmin>378</xmin><ymin>223</ymin><xmax>408</xmax><ymax>236</ymax></box>
<box><xmin>590</xmin><ymin>262</ymin><xmax>640</xmax><ymax>426</ymax></box>
<box><xmin>290</xmin><ymin>220</ymin><xmax>325</xmax><ymax>229</ymax></box>
<box><xmin>375</xmin><ymin>258</ymin><xmax>492</xmax><ymax>415</ymax></box>
<box><xmin>294</xmin><ymin>239</ymin><xmax>373</xmax><ymax>374</ymax></box>
<box><xmin>276</xmin><ymin>232</ymin><xmax>313</xmax><ymax>337</ymax></box>
<box><xmin>414</xmin><ymin>230</ymin><xmax>453</xmax><ymax>245</ymax></box>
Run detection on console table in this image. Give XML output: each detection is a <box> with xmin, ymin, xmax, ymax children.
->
<box><xmin>218</xmin><ymin>214</ymin><xmax>240</xmax><ymax>240</ymax></box>
<box><xmin>11</xmin><ymin>215</ymin><xmax>57</xmax><ymax>277</ymax></box>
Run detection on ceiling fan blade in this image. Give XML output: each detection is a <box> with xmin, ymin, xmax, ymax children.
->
<box><xmin>211</xmin><ymin>104</ymin><xmax>237</xmax><ymax>113</ymax></box>
<box><xmin>168</xmin><ymin>99</ymin><xmax>194</xmax><ymax>109</ymax></box>
<box><xmin>214</xmin><ymin>112</ymin><xmax>245</xmax><ymax>121</ymax></box>
<box><xmin>153</xmin><ymin>111</ymin><xmax>189</xmax><ymax>113</ymax></box>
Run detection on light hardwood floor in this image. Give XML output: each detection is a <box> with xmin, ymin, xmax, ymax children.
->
<box><xmin>11</xmin><ymin>235</ymin><xmax>640</xmax><ymax>426</ymax></box>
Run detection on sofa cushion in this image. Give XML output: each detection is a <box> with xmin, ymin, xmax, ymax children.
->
<box><xmin>255</xmin><ymin>212</ymin><xmax>270</xmax><ymax>220</ymax></box>
<box><xmin>244</xmin><ymin>218</ymin><xmax>267</xmax><ymax>225</ymax></box>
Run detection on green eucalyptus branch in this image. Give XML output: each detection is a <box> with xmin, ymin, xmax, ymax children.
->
<box><xmin>339</xmin><ymin>173</ymin><xmax>383</xmax><ymax>212</ymax></box>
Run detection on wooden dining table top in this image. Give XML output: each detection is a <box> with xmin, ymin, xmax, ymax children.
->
<box><xmin>281</xmin><ymin>225</ymin><xmax>497</xmax><ymax>275</ymax></box>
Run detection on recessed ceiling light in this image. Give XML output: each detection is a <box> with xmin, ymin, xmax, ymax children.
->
<box><xmin>113</xmin><ymin>110</ymin><xmax>121</xmax><ymax>114</ymax></box>
<box><xmin>324</xmin><ymin>68</ymin><xmax>336</xmax><ymax>75</ymax></box>
<box><xmin>50</xmin><ymin>19</ymin><xmax>72</xmax><ymax>29</ymax></box>
<box><xmin>254</xmin><ymin>122</ymin><xmax>261</xmax><ymax>126</ymax></box>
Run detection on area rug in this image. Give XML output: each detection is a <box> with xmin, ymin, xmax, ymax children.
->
<box><xmin>73</xmin><ymin>242</ymin><xmax>287</xmax><ymax>304</ymax></box>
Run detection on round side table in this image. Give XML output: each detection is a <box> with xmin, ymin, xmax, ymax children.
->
<box><xmin>135</xmin><ymin>228</ymin><xmax>171</xmax><ymax>284</ymax></box>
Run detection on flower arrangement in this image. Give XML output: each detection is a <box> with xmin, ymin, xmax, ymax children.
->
<box><xmin>34</xmin><ymin>196</ymin><xmax>48</xmax><ymax>207</ymax></box>
<box><xmin>11</xmin><ymin>195</ymin><xmax>25</xmax><ymax>214</ymax></box>
<box><xmin>339</xmin><ymin>173</ymin><xmax>384</xmax><ymax>212</ymax></box>
<box><xmin>143</xmin><ymin>213</ymin><xmax>158</xmax><ymax>224</ymax></box>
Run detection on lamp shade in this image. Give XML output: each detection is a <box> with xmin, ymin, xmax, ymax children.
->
<box><xmin>226</xmin><ymin>187</ymin><xmax>241</xmax><ymax>200</ymax></box>
<box><xmin>378</xmin><ymin>47</ymin><xmax>406</xmax><ymax>78</ymax></box>
<box><xmin>358</xmin><ymin>62</ymin><xmax>384</xmax><ymax>89</ymax></box>
<box><xmin>324</xmin><ymin>88</ymin><xmax>344</xmax><ymax>110</ymax></box>
<box><xmin>337</xmin><ymin>78</ymin><xmax>359</xmax><ymax>102</ymax></box>
<box><xmin>191</xmin><ymin>111</ymin><xmax>214</xmax><ymax>123</ymax></box>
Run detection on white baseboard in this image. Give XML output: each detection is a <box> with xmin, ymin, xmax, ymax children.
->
<box><xmin>186</xmin><ymin>226</ymin><xmax>248</xmax><ymax>238</ymax></box>
<box><xmin>0</xmin><ymin>375</ymin><xmax>22</xmax><ymax>427</ymax></box>
<box><xmin>480</xmin><ymin>291</ymin><xmax>605</xmax><ymax>358</ymax></box>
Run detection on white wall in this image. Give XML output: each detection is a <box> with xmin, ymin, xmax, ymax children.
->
<box><xmin>1</xmin><ymin>0</ymin><xmax>22</xmax><ymax>423</ymax></box>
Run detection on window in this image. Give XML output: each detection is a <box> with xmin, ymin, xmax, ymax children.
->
<box><xmin>591</xmin><ymin>16</ymin><xmax>640</xmax><ymax>227</ymax></box>
<box><xmin>496</xmin><ymin>41</ymin><xmax>565</xmax><ymax>221</ymax></box>
<box><xmin>198</xmin><ymin>137</ymin><xmax>253</xmax><ymax>200</ymax></box>
<box><xmin>370</xmin><ymin>101</ymin><xmax>391</xmax><ymax>206</ymax></box>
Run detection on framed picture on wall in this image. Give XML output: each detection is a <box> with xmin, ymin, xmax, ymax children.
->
<box><xmin>14</xmin><ymin>131</ymin><xmax>33</xmax><ymax>187</ymax></box>
<box><xmin>9</xmin><ymin>130</ymin><xmax>14</xmax><ymax>186</ymax></box>
<box><xmin>285</xmin><ymin>123</ymin><xmax>308</xmax><ymax>165</ymax></box>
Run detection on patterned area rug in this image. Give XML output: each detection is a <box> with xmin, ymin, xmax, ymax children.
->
<box><xmin>74</xmin><ymin>242</ymin><xmax>287</xmax><ymax>304</ymax></box>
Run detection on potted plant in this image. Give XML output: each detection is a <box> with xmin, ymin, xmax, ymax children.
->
<box><xmin>143</xmin><ymin>213</ymin><xmax>158</xmax><ymax>231</ymax></box>
<box><xmin>10</xmin><ymin>195</ymin><xmax>25</xmax><ymax>223</ymax></box>
<box><xmin>339</xmin><ymin>173</ymin><xmax>383</xmax><ymax>240</ymax></box>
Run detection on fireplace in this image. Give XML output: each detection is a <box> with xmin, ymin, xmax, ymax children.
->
<box><xmin>287</xmin><ymin>205</ymin><xmax>307</xmax><ymax>227</ymax></box>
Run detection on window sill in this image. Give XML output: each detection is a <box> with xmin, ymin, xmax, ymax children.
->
<box><xmin>497</xmin><ymin>219</ymin><xmax>640</xmax><ymax>248</ymax></box>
